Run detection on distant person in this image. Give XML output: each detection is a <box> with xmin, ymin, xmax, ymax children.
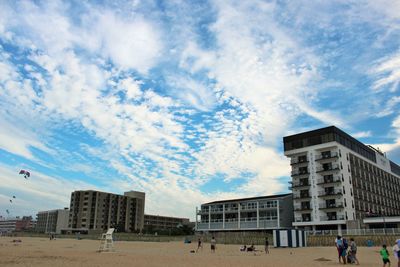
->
<box><xmin>393</xmin><ymin>239</ymin><xmax>400</xmax><ymax>267</ymax></box>
<box><xmin>381</xmin><ymin>244</ymin><xmax>391</xmax><ymax>267</ymax></box>
<box><xmin>265</xmin><ymin>237</ymin><xmax>269</xmax><ymax>254</ymax></box>
<box><xmin>196</xmin><ymin>238</ymin><xmax>203</xmax><ymax>252</ymax></box>
<box><xmin>210</xmin><ymin>236</ymin><xmax>216</xmax><ymax>253</ymax></box>
<box><xmin>349</xmin><ymin>238</ymin><xmax>359</xmax><ymax>265</ymax></box>
<box><xmin>335</xmin><ymin>236</ymin><xmax>343</xmax><ymax>264</ymax></box>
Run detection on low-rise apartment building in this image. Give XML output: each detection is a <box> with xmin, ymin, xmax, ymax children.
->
<box><xmin>36</xmin><ymin>208</ymin><xmax>69</xmax><ymax>234</ymax></box>
<box><xmin>144</xmin><ymin>214</ymin><xmax>190</xmax><ymax>231</ymax></box>
<box><xmin>0</xmin><ymin>216</ymin><xmax>34</xmax><ymax>233</ymax></box>
<box><xmin>195</xmin><ymin>193</ymin><xmax>293</xmax><ymax>232</ymax></box>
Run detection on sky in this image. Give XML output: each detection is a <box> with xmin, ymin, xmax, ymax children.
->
<box><xmin>0</xmin><ymin>0</ymin><xmax>399</xmax><ymax>221</ymax></box>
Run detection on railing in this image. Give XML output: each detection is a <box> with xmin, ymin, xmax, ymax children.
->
<box><xmin>224</xmin><ymin>208</ymin><xmax>238</xmax><ymax>212</ymax></box>
<box><xmin>319</xmin><ymin>202</ymin><xmax>344</xmax><ymax>209</ymax></box>
<box><xmin>294</xmin><ymin>205</ymin><xmax>312</xmax><ymax>211</ymax></box>
<box><xmin>316</xmin><ymin>164</ymin><xmax>340</xmax><ymax>173</ymax></box>
<box><xmin>259</xmin><ymin>204</ymin><xmax>277</xmax><ymax>209</ymax></box>
<box><xmin>318</xmin><ymin>189</ymin><xmax>342</xmax><ymax>196</ymax></box>
<box><xmin>195</xmin><ymin>219</ymin><xmax>278</xmax><ymax>230</ymax></box>
<box><xmin>295</xmin><ymin>217</ymin><xmax>312</xmax><ymax>222</ymax></box>
<box><xmin>293</xmin><ymin>193</ymin><xmax>311</xmax><ymax>199</ymax></box>
<box><xmin>291</xmin><ymin>170</ymin><xmax>310</xmax><ymax>176</ymax></box>
<box><xmin>316</xmin><ymin>176</ymin><xmax>341</xmax><ymax>184</ymax></box>
<box><xmin>240</xmin><ymin>206</ymin><xmax>257</xmax><ymax>211</ymax></box>
<box><xmin>292</xmin><ymin>181</ymin><xmax>310</xmax><ymax>188</ymax></box>
<box><xmin>320</xmin><ymin>215</ymin><xmax>345</xmax><ymax>221</ymax></box>
<box><xmin>306</xmin><ymin>228</ymin><xmax>400</xmax><ymax>236</ymax></box>
<box><xmin>290</xmin><ymin>158</ymin><xmax>309</xmax><ymax>165</ymax></box>
<box><xmin>315</xmin><ymin>152</ymin><xmax>338</xmax><ymax>161</ymax></box>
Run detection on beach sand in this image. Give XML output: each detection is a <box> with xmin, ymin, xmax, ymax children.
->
<box><xmin>0</xmin><ymin>237</ymin><xmax>391</xmax><ymax>266</ymax></box>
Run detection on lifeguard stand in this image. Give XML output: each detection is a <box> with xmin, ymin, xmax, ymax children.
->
<box><xmin>98</xmin><ymin>228</ymin><xmax>115</xmax><ymax>252</ymax></box>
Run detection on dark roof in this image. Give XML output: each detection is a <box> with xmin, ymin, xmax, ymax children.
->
<box><xmin>202</xmin><ymin>193</ymin><xmax>292</xmax><ymax>205</ymax></box>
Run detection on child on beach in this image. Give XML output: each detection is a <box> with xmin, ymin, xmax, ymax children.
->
<box><xmin>210</xmin><ymin>236</ymin><xmax>216</xmax><ymax>253</ymax></box>
<box><xmin>196</xmin><ymin>238</ymin><xmax>202</xmax><ymax>252</ymax></box>
<box><xmin>381</xmin><ymin>244</ymin><xmax>391</xmax><ymax>267</ymax></box>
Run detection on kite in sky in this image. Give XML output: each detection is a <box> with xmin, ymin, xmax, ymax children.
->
<box><xmin>19</xmin><ymin>170</ymin><xmax>30</xmax><ymax>179</ymax></box>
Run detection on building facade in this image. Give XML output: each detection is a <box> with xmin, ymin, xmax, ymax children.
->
<box><xmin>195</xmin><ymin>194</ymin><xmax>293</xmax><ymax>232</ymax></box>
<box><xmin>144</xmin><ymin>214</ymin><xmax>190</xmax><ymax>231</ymax></box>
<box><xmin>36</xmin><ymin>208</ymin><xmax>69</xmax><ymax>234</ymax></box>
<box><xmin>0</xmin><ymin>216</ymin><xmax>34</xmax><ymax>233</ymax></box>
<box><xmin>283</xmin><ymin>126</ymin><xmax>400</xmax><ymax>232</ymax></box>
<box><xmin>68</xmin><ymin>190</ymin><xmax>145</xmax><ymax>232</ymax></box>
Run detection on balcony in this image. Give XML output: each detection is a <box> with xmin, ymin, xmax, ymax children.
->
<box><xmin>317</xmin><ymin>176</ymin><xmax>341</xmax><ymax>185</ymax></box>
<box><xmin>320</xmin><ymin>215</ymin><xmax>345</xmax><ymax>221</ymax></box>
<box><xmin>295</xmin><ymin>217</ymin><xmax>312</xmax><ymax>222</ymax></box>
<box><xmin>316</xmin><ymin>164</ymin><xmax>340</xmax><ymax>173</ymax></box>
<box><xmin>318</xmin><ymin>189</ymin><xmax>343</xmax><ymax>197</ymax></box>
<box><xmin>224</xmin><ymin>207</ymin><xmax>238</xmax><ymax>213</ymax></box>
<box><xmin>315</xmin><ymin>152</ymin><xmax>338</xmax><ymax>161</ymax></box>
<box><xmin>210</xmin><ymin>208</ymin><xmax>223</xmax><ymax>213</ymax></box>
<box><xmin>291</xmin><ymin>170</ymin><xmax>310</xmax><ymax>177</ymax></box>
<box><xmin>319</xmin><ymin>202</ymin><xmax>344</xmax><ymax>209</ymax></box>
<box><xmin>290</xmin><ymin>158</ymin><xmax>309</xmax><ymax>166</ymax></box>
<box><xmin>291</xmin><ymin>181</ymin><xmax>310</xmax><ymax>189</ymax></box>
<box><xmin>294</xmin><ymin>205</ymin><xmax>312</xmax><ymax>211</ymax></box>
<box><xmin>293</xmin><ymin>193</ymin><xmax>311</xmax><ymax>200</ymax></box>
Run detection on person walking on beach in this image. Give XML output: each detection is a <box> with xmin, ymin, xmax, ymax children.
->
<box><xmin>265</xmin><ymin>237</ymin><xmax>269</xmax><ymax>254</ymax></box>
<box><xmin>381</xmin><ymin>244</ymin><xmax>391</xmax><ymax>267</ymax></box>
<box><xmin>196</xmin><ymin>238</ymin><xmax>203</xmax><ymax>252</ymax></box>
<box><xmin>335</xmin><ymin>236</ymin><xmax>343</xmax><ymax>264</ymax></box>
<box><xmin>349</xmin><ymin>238</ymin><xmax>359</xmax><ymax>265</ymax></box>
<box><xmin>393</xmin><ymin>239</ymin><xmax>400</xmax><ymax>267</ymax></box>
<box><xmin>210</xmin><ymin>236</ymin><xmax>216</xmax><ymax>253</ymax></box>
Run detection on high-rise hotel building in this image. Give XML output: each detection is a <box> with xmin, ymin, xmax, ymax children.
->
<box><xmin>283</xmin><ymin>126</ymin><xmax>400</xmax><ymax>231</ymax></box>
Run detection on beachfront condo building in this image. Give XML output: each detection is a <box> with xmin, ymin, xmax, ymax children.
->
<box><xmin>195</xmin><ymin>194</ymin><xmax>293</xmax><ymax>232</ymax></box>
<box><xmin>283</xmin><ymin>126</ymin><xmax>400</xmax><ymax>232</ymax></box>
<box><xmin>68</xmin><ymin>190</ymin><xmax>145</xmax><ymax>233</ymax></box>
<box><xmin>144</xmin><ymin>214</ymin><xmax>190</xmax><ymax>231</ymax></box>
<box><xmin>0</xmin><ymin>216</ymin><xmax>34</xmax><ymax>233</ymax></box>
<box><xmin>36</xmin><ymin>208</ymin><xmax>69</xmax><ymax>234</ymax></box>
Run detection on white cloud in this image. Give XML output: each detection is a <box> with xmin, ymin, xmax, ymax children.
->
<box><xmin>352</xmin><ymin>131</ymin><xmax>372</xmax><ymax>139</ymax></box>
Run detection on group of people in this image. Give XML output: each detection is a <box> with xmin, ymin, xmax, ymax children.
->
<box><xmin>335</xmin><ymin>235</ymin><xmax>400</xmax><ymax>266</ymax></box>
<box><xmin>196</xmin><ymin>237</ymin><xmax>270</xmax><ymax>254</ymax></box>
<box><xmin>335</xmin><ymin>236</ymin><xmax>359</xmax><ymax>265</ymax></box>
<box><xmin>380</xmin><ymin>239</ymin><xmax>400</xmax><ymax>267</ymax></box>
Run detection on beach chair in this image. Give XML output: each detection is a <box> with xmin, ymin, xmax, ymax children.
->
<box><xmin>98</xmin><ymin>228</ymin><xmax>115</xmax><ymax>252</ymax></box>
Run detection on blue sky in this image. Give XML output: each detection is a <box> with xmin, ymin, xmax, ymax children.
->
<box><xmin>0</xmin><ymin>0</ymin><xmax>399</xmax><ymax>220</ymax></box>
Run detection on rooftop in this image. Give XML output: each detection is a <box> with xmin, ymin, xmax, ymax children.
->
<box><xmin>202</xmin><ymin>193</ymin><xmax>292</xmax><ymax>205</ymax></box>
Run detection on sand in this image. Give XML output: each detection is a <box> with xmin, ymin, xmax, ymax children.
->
<box><xmin>0</xmin><ymin>237</ymin><xmax>393</xmax><ymax>266</ymax></box>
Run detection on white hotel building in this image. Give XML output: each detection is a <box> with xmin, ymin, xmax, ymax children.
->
<box><xmin>284</xmin><ymin>126</ymin><xmax>400</xmax><ymax>232</ymax></box>
<box><xmin>195</xmin><ymin>194</ymin><xmax>293</xmax><ymax>232</ymax></box>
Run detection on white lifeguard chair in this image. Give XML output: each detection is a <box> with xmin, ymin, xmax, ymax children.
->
<box><xmin>98</xmin><ymin>228</ymin><xmax>115</xmax><ymax>252</ymax></box>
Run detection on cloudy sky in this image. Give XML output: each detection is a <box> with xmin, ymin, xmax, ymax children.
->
<box><xmin>0</xmin><ymin>0</ymin><xmax>399</xmax><ymax>220</ymax></box>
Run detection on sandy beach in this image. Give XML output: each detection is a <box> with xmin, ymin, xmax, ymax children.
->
<box><xmin>0</xmin><ymin>237</ymin><xmax>392</xmax><ymax>266</ymax></box>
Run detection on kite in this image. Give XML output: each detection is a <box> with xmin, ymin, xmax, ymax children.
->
<box><xmin>19</xmin><ymin>170</ymin><xmax>30</xmax><ymax>179</ymax></box>
<box><xmin>9</xmin><ymin>199</ymin><xmax>12</xmax><ymax>203</ymax></box>
<box><xmin>6</xmin><ymin>210</ymin><xmax>9</xmax><ymax>214</ymax></box>
<box><xmin>12</xmin><ymin>196</ymin><xmax>16</xmax><ymax>199</ymax></box>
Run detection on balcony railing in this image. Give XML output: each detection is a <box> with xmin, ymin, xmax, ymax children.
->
<box><xmin>315</xmin><ymin>152</ymin><xmax>338</xmax><ymax>161</ymax></box>
<box><xmin>316</xmin><ymin>176</ymin><xmax>341</xmax><ymax>185</ymax></box>
<box><xmin>318</xmin><ymin>189</ymin><xmax>343</xmax><ymax>197</ymax></box>
<box><xmin>320</xmin><ymin>215</ymin><xmax>345</xmax><ymax>221</ymax></box>
<box><xmin>293</xmin><ymin>193</ymin><xmax>311</xmax><ymax>199</ymax></box>
<box><xmin>295</xmin><ymin>217</ymin><xmax>312</xmax><ymax>222</ymax></box>
<box><xmin>292</xmin><ymin>181</ymin><xmax>310</xmax><ymax>188</ymax></box>
<box><xmin>316</xmin><ymin>164</ymin><xmax>340</xmax><ymax>173</ymax></box>
<box><xmin>291</xmin><ymin>170</ymin><xmax>310</xmax><ymax>177</ymax></box>
<box><xmin>290</xmin><ymin>158</ymin><xmax>309</xmax><ymax>165</ymax></box>
<box><xmin>319</xmin><ymin>202</ymin><xmax>344</xmax><ymax>209</ymax></box>
<box><xmin>294</xmin><ymin>205</ymin><xmax>312</xmax><ymax>211</ymax></box>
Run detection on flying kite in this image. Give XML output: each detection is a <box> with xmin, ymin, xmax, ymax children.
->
<box><xmin>9</xmin><ymin>199</ymin><xmax>12</xmax><ymax>203</ymax></box>
<box><xmin>6</xmin><ymin>210</ymin><xmax>9</xmax><ymax>214</ymax></box>
<box><xmin>19</xmin><ymin>170</ymin><xmax>30</xmax><ymax>179</ymax></box>
<box><xmin>12</xmin><ymin>196</ymin><xmax>16</xmax><ymax>199</ymax></box>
